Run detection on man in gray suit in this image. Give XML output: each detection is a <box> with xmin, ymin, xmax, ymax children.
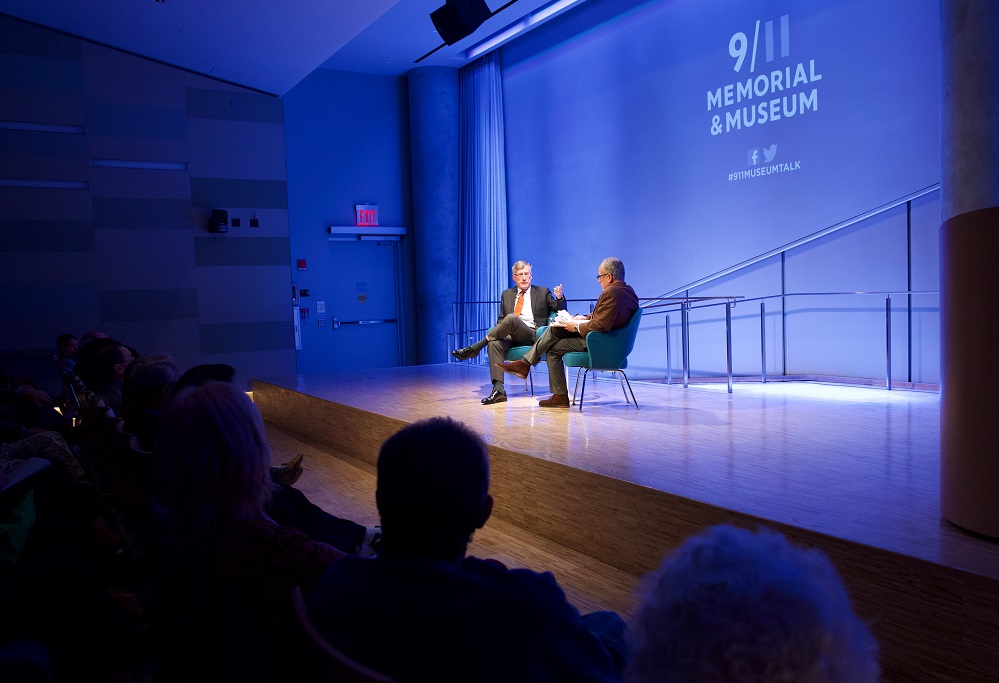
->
<box><xmin>452</xmin><ymin>260</ymin><xmax>566</xmax><ymax>404</ymax></box>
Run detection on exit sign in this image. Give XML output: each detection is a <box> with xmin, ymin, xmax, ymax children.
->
<box><xmin>355</xmin><ymin>204</ymin><xmax>379</xmax><ymax>227</ymax></box>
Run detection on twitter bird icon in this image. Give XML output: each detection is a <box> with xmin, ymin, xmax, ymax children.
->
<box><xmin>763</xmin><ymin>144</ymin><xmax>778</xmax><ymax>163</ymax></box>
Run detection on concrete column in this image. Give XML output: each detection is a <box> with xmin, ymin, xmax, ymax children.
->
<box><xmin>407</xmin><ymin>67</ymin><xmax>460</xmax><ymax>364</ymax></box>
<box><xmin>940</xmin><ymin>0</ymin><xmax>999</xmax><ymax>538</ymax></box>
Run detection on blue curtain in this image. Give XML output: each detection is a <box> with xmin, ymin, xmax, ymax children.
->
<box><xmin>457</xmin><ymin>52</ymin><xmax>508</xmax><ymax>343</ymax></box>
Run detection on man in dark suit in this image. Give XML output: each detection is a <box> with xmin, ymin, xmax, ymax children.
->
<box><xmin>451</xmin><ymin>260</ymin><xmax>566</xmax><ymax>404</ymax></box>
<box><xmin>498</xmin><ymin>257</ymin><xmax>639</xmax><ymax>407</ymax></box>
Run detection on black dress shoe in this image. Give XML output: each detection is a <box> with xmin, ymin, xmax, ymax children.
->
<box><xmin>481</xmin><ymin>389</ymin><xmax>508</xmax><ymax>405</ymax></box>
<box><xmin>451</xmin><ymin>346</ymin><xmax>479</xmax><ymax>361</ymax></box>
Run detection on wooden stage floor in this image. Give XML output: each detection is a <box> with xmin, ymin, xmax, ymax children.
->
<box><xmin>252</xmin><ymin>363</ymin><xmax>999</xmax><ymax>680</ymax></box>
<box><xmin>255</xmin><ymin>362</ymin><xmax>997</xmax><ymax>578</ymax></box>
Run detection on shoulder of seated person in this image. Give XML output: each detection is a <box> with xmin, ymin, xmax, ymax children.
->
<box><xmin>463</xmin><ymin>556</ymin><xmax>559</xmax><ymax>583</ymax></box>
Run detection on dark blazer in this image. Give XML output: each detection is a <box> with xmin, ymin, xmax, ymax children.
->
<box><xmin>498</xmin><ymin>285</ymin><xmax>565</xmax><ymax>328</ymax></box>
<box><xmin>308</xmin><ymin>554</ymin><xmax>621</xmax><ymax>683</ymax></box>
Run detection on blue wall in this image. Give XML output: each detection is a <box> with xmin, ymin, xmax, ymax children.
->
<box><xmin>283</xmin><ymin>69</ymin><xmax>415</xmax><ymax>374</ymax></box>
<box><xmin>0</xmin><ymin>0</ymin><xmax>944</xmax><ymax>387</ymax></box>
<box><xmin>499</xmin><ymin>0</ymin><xmax>941</xmax><ymax>383</ymax></box>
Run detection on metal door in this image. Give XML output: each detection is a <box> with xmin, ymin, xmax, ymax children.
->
<box><xmin>327</xmin><ymin>239</ymin><xmax>400</xmax><ymax>369</ymax></box>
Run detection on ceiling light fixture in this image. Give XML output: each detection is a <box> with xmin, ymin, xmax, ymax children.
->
<box><xmin>465</xmin><ymin>0</ymin><xmax>587</xmax><ymax>60</ymax></box>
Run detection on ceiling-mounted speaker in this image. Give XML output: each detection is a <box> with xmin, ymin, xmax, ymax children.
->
<box><xmin>431</xmin><ymin>0</ymin><xmax>492</xmax><ymax>45</ymax></box>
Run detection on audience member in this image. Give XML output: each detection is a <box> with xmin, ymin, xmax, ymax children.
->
<box><xmin>121</xmin><ymin>353</ymin><xmax>182</xmax><ymax>453</ymax></box>
<box><xmin>173</xmin><ymin>361</ymin><xmax>236</xmax><ymax>394</ymax></box>
<box><xmin>0</xmin><ymin>431</ymin><xmax>87</xmax><ymax>487</ymax></box>
<box><xmin>147</xmin><ymin>380</ymin><xmax>345</xmax><ymax>681</ymax></box>
<box><xmin>308</xmin><ymin>415</ymin><xmax>626</xmax><ymax>683</ymax></box>
<box><xmin>149</xmin><ymin>361</ymin><xmax>374</xmax><ymax>553</ymax></box>
<box><xmin>74</xmin><ymin>337</ymin><xmax>116</xmax><ymax>387</ymax></box>
<box><xmin>68</xmin><ymin>331</ymin><xmax>113</xmax><ymax>403</ymax></box>
<box><xmin>625</xmin><ymin>524</ymin><xmax>880</xmax><ymax>683</ymax></box>
<box><xmin>0</xmin><ymin>548</ymin><xmax>146</xmax><ymax>681</ymax></box>
<box><xmin>153</xmin><ymin>379</ymin><xmax>344</xmax><ymax>589</ymax></box>
<box><xmin>79</xmin><ymin>330</ymin><xmax>107</xmax><ymax>347</ymax></box>
<box><xmin>1</xmin><ymin>448</ymin><xmax>150</xmax><ymax>678</ymax></box>
<box><xmin>80</xmin><ymin>354</ymin><xmax>184</xmax><ymax>561</ymax></box>
<box><xmin>0</xmin><ymin>370</ymin><xmax>84</xmax><ymax>483</ymax></box>
<box><xmin>88</xmin><ymin>341</ymin><xmax>134</xmax><ymax>416</ymax></box>
<box><xmin>53</xmin><ymin>333</ymin><xmax>78</xmax><ymax>378</ymax></box>
<box><xmin>0</xmin><ymin>369</ymin><xmax>70</xmax><ymax>443</ymax></box>
<box><xmin>104</xmin><ymin>356</ymin><xmax>365</xmax><ymax>569</ymax></box>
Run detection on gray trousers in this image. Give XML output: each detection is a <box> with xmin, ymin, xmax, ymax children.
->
<box><xmin>485</xmin><ymin>314</ymin><xmax>537</xmax><ymax>385</ymax></box>
<box><xmin>523</xmin><ymin>325</ymin><xmax>587</xmax><ymax>395</ymax></box>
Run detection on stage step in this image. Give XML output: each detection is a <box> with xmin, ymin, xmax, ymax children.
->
<box><xmin>253</xmin><ymin>374</ymin><xmax>999</xmax><ymax>682</ymax></box>
<box><xmin>265</xmin><ymin>423</ymin><xmax>641</xmax><ymax>618</ymax></box>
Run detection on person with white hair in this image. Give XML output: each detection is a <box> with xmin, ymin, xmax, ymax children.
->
<box><xmin>626</xmin><ymin>524</ymin><xmax>880</xmax><ymax>683</ymax></box>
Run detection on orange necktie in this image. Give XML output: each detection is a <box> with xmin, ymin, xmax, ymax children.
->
<box><xmin>514</xmin><ymin>290</ymin><xmax>525</xmax><ymax>316</ymax></box>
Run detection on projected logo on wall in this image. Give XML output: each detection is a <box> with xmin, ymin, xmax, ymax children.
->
<box><xmin>731</xmin><ymin>142</ymin><xmax>800</xmax><ymax>182</ymax></box>
<box><xmin>707</xmin><ymin>15</ymin><xmax>822</xmax><ymax>137</ymax></box>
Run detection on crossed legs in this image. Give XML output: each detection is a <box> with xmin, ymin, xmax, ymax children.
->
<box><xmin>522</xmin><ymin>326</ymin><xmax>587</xmax><ymax>396</ymax></box>
<box><xmin>452</xmin><ymin>315</ymin><xmax>537</xmax><ymax>403</ymax></box>
<box><xmin>485</xmin><ymin>316</ymin><xmax>536</xmax><ymax>387</ymax></box>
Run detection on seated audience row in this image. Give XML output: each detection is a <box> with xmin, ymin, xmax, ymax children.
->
<box><xmin>2</xmin><ymin>340</ymin><xmax>378</xmax><ymax>681</ymax></box>
<box><xmin>2</xmin><ymin>335</ymin><xmax>880</xmax><ymax>683</ymax></box>
<box><xmin>305</xmin><ymin>416</ymin><xmax>879</xmax><ymax>683</ymax></box>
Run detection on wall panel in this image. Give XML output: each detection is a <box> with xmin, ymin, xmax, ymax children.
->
<box><xmin>0</xmin><ymin>15</ymin><xmax>294</xmax><ymax>385</ymax></box>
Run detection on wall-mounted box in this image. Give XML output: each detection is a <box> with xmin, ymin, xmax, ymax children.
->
<box><xmin>209</xmin><ymin>209</ymin><xmax>228</xmax><ymax>233</ymax></box>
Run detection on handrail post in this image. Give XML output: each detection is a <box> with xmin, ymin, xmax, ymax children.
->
<box><xmin>681</xmin><ymin>301</ymin><xmax>690</xmax><ymax>388</ymax></box>
<box><xmin>886</xmin><ymin>295</ymin><xmax>892</xmax><ymax>390</ymax></box>
<box><xmin>760</xmin><ymin>301</ymin><xmax>767</xmax><ymax>383</ymax></box>
<box><xmin>665</xmin><ymin>313</ymin><xmax>672</xmax><ymax>385</ymax></box>
<box><xmin>725</xmin><ymin>300</ymin><xmax>733</xmax><ymax>393</ymax></box>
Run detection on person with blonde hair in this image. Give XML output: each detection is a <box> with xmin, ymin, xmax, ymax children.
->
<box><xmin>626</xmin><ymin>524</ymin><xmax>880</xmax><ymax>683</ymax></box>
<box><xmin>150</xmin><ymin>380</ymin><xmax>343</xmax><ymax>681</ymax></box>
<box><xmin>154</xmin><ymin>380</ymin><xmax>342</xmax><ymax>579</ymax></box>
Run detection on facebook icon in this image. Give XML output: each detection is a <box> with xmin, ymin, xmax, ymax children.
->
<box><xmin>748</xmin><ymin>148</ymin><xmax>759</xmax><ymax>166</ymax></box>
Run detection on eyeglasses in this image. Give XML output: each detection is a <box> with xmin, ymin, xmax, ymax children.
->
<box><xmin>514</xmin><ymin>272</ymin><xmax>533</xmax><ymax>279</ymax></box>
<box><xmin>596</xmin><ymin>273</ymin><xmax>610</xmax><ymax>280</ymax></box>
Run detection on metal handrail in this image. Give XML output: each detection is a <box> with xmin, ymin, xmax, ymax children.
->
<box><xmin>448</xmin><ymin>187</ymin><xmax>942</xmax><ymax>390</ymax></box>
<box><xmin>450</xmin><ymin>289</ymin><xmax>939</xmax><ymax>392</ymax></box>
<box><xmin>677</xmin><ymin>289</ymin><xmax>940</xmax><ymax>391</ymax></box>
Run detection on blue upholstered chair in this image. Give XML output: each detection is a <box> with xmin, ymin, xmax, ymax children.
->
<box><xmin>562</xmin><ymin>307</ymin><xmax>643</xmax><ymax>411</ymax></box>
<box><xmin>503</xmin><ymin>315</ymin><xmax>555</xmax><ymax>396</ymax></box>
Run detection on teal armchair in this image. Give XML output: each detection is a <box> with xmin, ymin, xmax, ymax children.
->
<box><xmin>503</xmin><ymin>315</ymin><xmax>555</xmax><ymax>396</ymax></box>
<box><xmin>562</xmin><ymin>307</ymin><xmax>643</xmax><ymax>411</ymax></box>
